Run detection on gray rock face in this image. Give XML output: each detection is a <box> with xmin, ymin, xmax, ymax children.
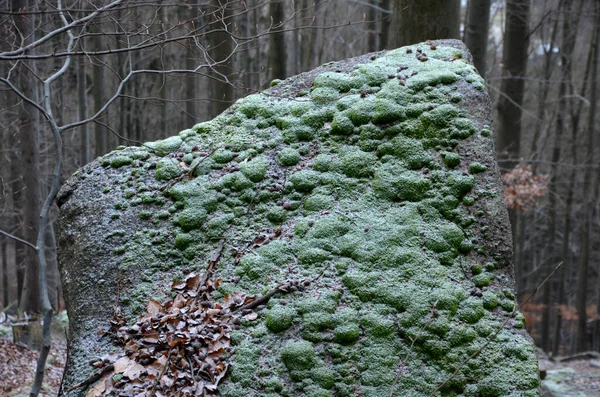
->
<box><xmin>57</xmin><ymin>40</ymin><xmax>540</xmax><ymax>396</ymax></box>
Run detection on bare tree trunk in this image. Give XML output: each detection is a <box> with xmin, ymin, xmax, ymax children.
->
<box><xmin>13</xmin><ymin>0</ymin><xmax>41</xmax><ymax>315</ymax></box>
<box><xmin>541</xmin><ymin>1</ymin><xmax>576</xmax><ymax>352</ymax></box>
<box><xmin>464</xmin><ymin>0</ymin><xmax>491</xmax><ymax>78</ymax></box>
<box><xmin>0</xmin><ymin>145</ymin><xmax>8</xmax><ymax>305</ymax></box>
<box><xmin>379</xmin><ymin>0</ymin><xmax>391</xmax><ymax>49</ymax></box>
<box><xmin>9</xmin><ymin>135</ymin><xmax>24</xmax><ymax>304</ymax></box>
<box><xmin>1</xmin><ymin>235</ymin><xmax>7</xmax><ymax>307</ymax></box>
<box><xmin>575</xmin><ymin>4</ymin><xmax>599</xmax><ymax>353</ymax></box>
<box><xmin>496</xmin><ymin>0</ymin><xmax>530</xmax><ymax>171</ymax></box>
<box><xmin>78</xmin><ymin>58</ymin><xmax>90</xmax><ymax>166</ymax></box>
<box><xmin>185</xmin><ymin>5</ymin><xmax>200</xmax><ymax>127</ymax></box>
<box><xmin>495</xmin><ymin>0</ymin><xmax>530</xmax><ymax>282</ymax></box>
<box><xmin>93</xmin><ymin>35</ymin><xmax>108</xmax><ymax>158</ymax></box>
<box><xmin>209</xmin><ymin>0</ymin><xmax>234</xmax><ymax>117</ymax></box>
<box><xmin>390</xmin><ymin>0</ymin><xmax>460</xmax><ymax>48</ymax></box>
<box><xmin>367</xmin><ymin>0</ymin><xmax>377</xmax><ymax>52</ymax></box>
<box><xmin>45</xmin><ymin>219</ymin><xmax>58</xmax><ymax>310</ymax></box>
<box><xmin>269</xmin><ymin>0</ymin><xmax>286</xmax><ymax>80</ymax></box>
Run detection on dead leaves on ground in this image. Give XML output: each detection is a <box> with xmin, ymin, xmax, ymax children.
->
<box><xmin>86</xmin><ymin>273</ymin><xmax>255</xmax><ymax>397</ymax></box>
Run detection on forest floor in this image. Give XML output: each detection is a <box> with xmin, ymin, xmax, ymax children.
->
<box><xmin>0</xmin><ymin>322</ymin><xmax>599</xmax><ymax>396</ymax></box>
<box><xmin>539</xmin><ymin>351</ymin><xmax>600</xmax><ymax>396</ymax></box>
<box><xmin>0</xmin><ymin>319</ymin><xmax>67</xmax><ymax>397</ymax></box>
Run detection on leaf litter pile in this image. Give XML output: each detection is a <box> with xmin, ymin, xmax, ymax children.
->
<box><xmin>80</xmin><ymin>242</ymin><xmax>259</xmax><ymax>397</ymax></box>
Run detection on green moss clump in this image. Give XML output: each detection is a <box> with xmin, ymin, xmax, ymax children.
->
<box><xmin>312</xmin><ymin>154</ymin><xmax>337</xmax><ymax>172</ymax></box>
<box><xmin>473</xmin><ymin>272</ymin><xmax>494</xmax><ymax>287</ymax></box>
<box><xmin>311</xmin><ymin>87</ymin><xmax>339</xmax><ymax>103</ymax></box>
<box><xmin>331</xmin><ymin>113</ymin><xmax>355</xmax><ymax>135</ymax></box>
<box><xmin>266</xmin><ymin>306</ymin><xmax>297</xmax><ymax>333</ymax></box>
<box><xmin>282</xmin><ymin>341</ymin><xmax>315</xmax><ymax>371</ymax></box>
<box><xmin>420</xmin><ymin>104</ymin><xmax>461</xmax><ymax>128</ymax></box>
<box><xmin>279</xmin><ymin>148</ymin><xmax>301</xmax><ymax>166</ymax></box>
<box><xmin>110</xmin><ymin>155</ymin><xmax>132</xmax><ymax>168</ymax></box>
<box><xmin>155</xmin><ymin>158</ymin><xmax>182</xmax><ymax>181</ymax></box>
<box><xmin>389</xmin><ymin>136</ymin><xmax>431</xmax><ymax>170</ymax></box>
<box><xmin>482</xmin><ymin>292</ymin><xmax>499</xmax><ymax>310</ymax></box>
<box><xmin>314</xmin><ymin>72</ymin><xmax>364</xmax><ymax>93</ymax></box>
<box><xmin>443</xmin><ymin>152</ymin><xmax>460</xmax><ymax>168</ymax></box>
<box><xmin>290</xmin><ymin>170</ymin><xmax>321</xmax><ymax>192</ymax></box>
<box><xmin>469</xmin><ymin>162</ymin><xmax>488</xmax><ymax>174</ymax></box>
<box><xmin>304</xmin><ymin>194</ymin><xmax>334</xmax><ymax>211</ymax></box>
<box><xmin>456</xmin><ymin>298</ymin><xmax>485</xmax><ymax>324</ymax></box>
<box><xmin>372</xmin><ymin>99</ymin><xmax>406</xmax><ymax>124</ymax></box>
<box><xmin>311</xmin><ymin>367</ymin><xmax>335</xmax><ymax>389</ymax></box>
<box><xmin>347</xmin><ymin>100</ymin><xmax>374</xmax><ymax>126</ymax></box>
<box><xmin>240</xmin><ymin>156</ymin><xmax>268</xmax><ymax>182</ymax></box>
<box><xmin>212</xmin><ymin>149</ymin><xmax>235</xmax><ymax>163</ymax></box>
<box><xmin>176</xmin><ymin>207</ymin><xmax>207</xmax><ymax>231</ymax></box>
<box><xmin>341</xmin><ymin>150</ymin><xmax>377</xmax><ymax>178</ymax></box>
<box><xmin>139</xmin><ymin>210</ymin><xmax>152</xmax><ymax>220</ymax></box>
<box><xmin>406</xmin><ymin>70</ymin><xmax>457</xmax><ymax>91</ymax></box>
<box><xmin>267</xmin><ymin>207</ymin><xmax>287</xmax><ymax>224</ymax></box>
<box><xmin>373</xmin><ymin>167</ymin><xmax>432</xmax><ymax>202</ymax></box>
<box><xmin>447</xmin><ymin>172</ymin><xmax>475</xmax><ymax>198</ymax></box>
<box><xmin>333</xmin><ymin>324</ymin><xmax>360</xmax><ymax>345</ymax></box>
<box><xmin>174</xmin><ymin>233</ymin><xmax>194</xmax><ymax>250</ymax></box>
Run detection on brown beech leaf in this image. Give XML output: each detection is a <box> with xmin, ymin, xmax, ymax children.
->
<box><xmin>85</xmin><ymin>372</ymin><xmax>111</xmax><ymax>397</ymax></box>
<box><xmin>147</xmin><ymin>299</ymin><xmax>163</xmax><ymax>316</ymax></box>
<box><xmin>243</xmin><ymin>312</ymin><xmax>258</xmax><ymax>321</ymax></box>
<box><xmin>122</xmin><ymin>360</ymin><xmax>145</xmax><ymax>380</ymax></box>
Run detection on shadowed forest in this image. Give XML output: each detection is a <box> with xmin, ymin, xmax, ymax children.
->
<box><xmin>0</xmin><ymin>0</ymin><xmax>599</xmax><ymax>395</ymax></box>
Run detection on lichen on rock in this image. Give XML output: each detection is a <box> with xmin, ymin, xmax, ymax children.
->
<box><xmin>57</xmin><ymin>40</ymin><xmax>539</xmax><ymax>397</ymax></box>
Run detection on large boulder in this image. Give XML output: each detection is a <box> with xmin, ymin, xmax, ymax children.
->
<box><xmin>57</xmin><ymin>40</ymin><xmax>540</xmax><ymax>396</ymax></box>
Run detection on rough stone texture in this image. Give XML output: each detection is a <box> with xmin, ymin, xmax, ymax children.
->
<box><xmin>57</xmin><ymin>40</ymin><xmax>540</xmax><ymax>396</ymax></box>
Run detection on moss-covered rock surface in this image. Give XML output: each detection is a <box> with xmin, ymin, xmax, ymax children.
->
<box><xmin>57</xmin><ymin>40</ymin><xmax>539</xmax><ymax>396</ymax></box>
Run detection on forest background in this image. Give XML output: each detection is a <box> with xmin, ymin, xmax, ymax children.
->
<box><xmin>0</xmin><ymin>0</ymin><xmax>599</xmax><ymax>377</ymax></box>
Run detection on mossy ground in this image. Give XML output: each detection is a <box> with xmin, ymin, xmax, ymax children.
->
<box><xmin>95</xmin><ymin>41</ymin><xmax>538</xmax><ymax>396</ymax></box>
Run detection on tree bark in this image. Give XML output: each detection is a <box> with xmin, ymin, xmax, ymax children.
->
<box><xmin>78</xmin><ymin>58</ymin><xmax>90</xmax><ymax>166</ymax></box>
<box><xmin>268</xmin><ymin>0</ymin><xmax>287</xmax><ymax>80</ymax></box>
<box><xmin>575</xmin><ymin>4</ymin><xmax>599</xmax><ymax>353</ymax></box>
<box><xmin>379</xmin><ymin>0</ymin><xmax>392</xmax><ymax>49</ymax></box>
<box><xmin>464</xmin><ymin>0</ymin><xmax>491</xmax><ymax>78</ymax></box>
<box><xmin>496</xmin><ymin>0</ymin><xmax>530</xmax><ymax>170</ymax></box>
<box><xmin>390</xmin><ymin>0</ymin><xmax>461</xmax><ymax>48</ymax></box>
<box><xmin>495</xmin><ymin>0</ymin><xmax>530</xmax><ymax>280</ymax></box>
<box><xmin>209</xmin><ymin>0</ymin><xmax>234</xmax><ymax>117</ymax></box>
<box><xmin>13</xmin><ymin>0</ymin><xmax>41</xmax><ymax>314</ymax></box>
<box><xmin>540</xmin><ymin>0</ymin><xmax>577</xmax><ymax>353</ymax></box>
<box><xmin>92</xmin><ymin>34</ymin><xmax>108</xmax><ymax>158</ymax></box>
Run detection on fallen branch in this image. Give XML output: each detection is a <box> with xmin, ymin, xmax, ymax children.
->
<box><xmin>66</xmin><ymin>365</ymin><xmax>114</xmax><ymax>392</ymax></box>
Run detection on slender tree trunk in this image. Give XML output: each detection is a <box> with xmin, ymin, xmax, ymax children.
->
<box><xmin>541</xmin><ymin>1</ymin><xmax>576</xmax><ymax>352</ymax></box>
<box><xmin>78</xmin><ymin>58</ymin><xmax>90</xmax><ymax>166</ymax></box>
<box><xmin>496</xmin><ymin>0</ymin><xmax>530</xmax><ymax>170</ymax></box>
<box><xmin>209</xmin><ymin>0</ymin><xmax>234</xmax><ymax>117</ymax></box>
<box><xmin>186</xmin><ymin>5</ymin><xmax>200</xmax><ymax>127</ymax></box>
<box><xmin>13</xmin><ymin>0</ymin><xmax>41</xmax><ymax>314</ymax></box>
<box><xmin>93</xmin><ymin>34</ymin><xmax>108</xmax><ymax>158</ymax></box>
<box><xmin>379</xmin><ymin>0</ymin><xmax>391</xmax><ymax>49</ymax></box>
<box><xmin>269</xmin><ymin>0</ymin><xmax>286</xmax><ymax>80</ymax></box>
<box><xmin>367</xmin><ymin>0</ymin><xmax>377</xmax><ymax>52</ymax></box>
<box><xmin>1</xmin><ymin>235</ymin><xmax>7</xmax><ymax>307</ymax></box>
<box><xmin>390</xmin><ymin>0</ymin><xmax>461</xmax><ymax>48</ymax></box>
<box><xmin>46</xmin><ymin>222</ymin><xmax>58</xmax><ymax>311</ymax></box>
<box><xmin>464</xmin><ymin>0</ymin><xmax>491</xmax><ymax>78</ymax></box>
<box><xmin>575</xmin><ymin>5</ymin><xmax>599</xmax><ymax>352</ymax></box>
<box><xmin>495</xmin><ymin>0</ymin><xmax>530</xmax><ymax>283</ymax></box>
<box><xmin>9</xmin><ymin>135</ymin><xmax>24</xmax><ymax>304</ymax></box>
